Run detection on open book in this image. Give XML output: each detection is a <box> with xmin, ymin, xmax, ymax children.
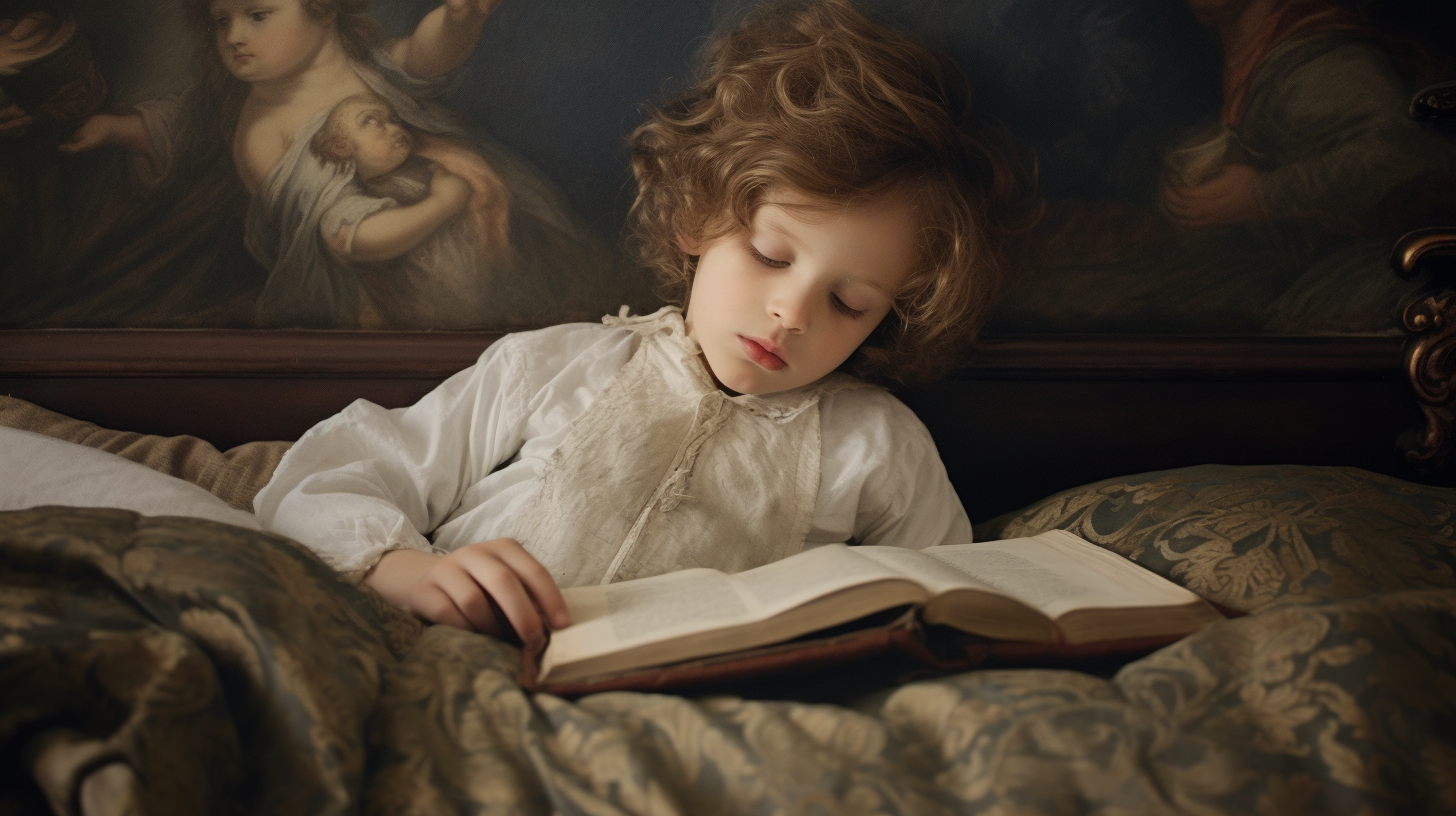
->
<box><xmin>526</xmin><ymin>531</ymin><xmax>1222</xmax><ymax>693</ymax></box>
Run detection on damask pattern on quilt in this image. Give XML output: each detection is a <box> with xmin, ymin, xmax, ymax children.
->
<box><xmin>2</xmin><ymin>462</ymin><xmax>1454</xmax><ymax>815</ymax></box>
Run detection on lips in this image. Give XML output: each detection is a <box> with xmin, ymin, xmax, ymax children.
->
<box><xmin>738</xmin><ymin>336</ymin><xmax>786</xmax><ymax>371</ymax></box>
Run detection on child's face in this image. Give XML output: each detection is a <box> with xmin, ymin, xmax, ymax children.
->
<box><xmin>210</xmin><ymin>0</ymin><xmax>334</xmax><ymax>85</ymax></box>
<box><xmin>336</xmin><ymin>98</ymin><xmax>412</xmax><ymax>179</ymax></box>
<box><xmin>684</xmin><ymin>189</ymin><xmax>917</xmax><ymax>396</ymax></box>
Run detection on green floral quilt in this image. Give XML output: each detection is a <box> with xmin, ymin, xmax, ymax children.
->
<box><xmin>3</xmin><ymin>464</ymin><xmax>1454</xmax><ymax>815</ymax></box>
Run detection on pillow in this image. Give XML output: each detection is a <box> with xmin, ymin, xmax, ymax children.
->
<box><xmin>0</xmin><ymin>394</ymin><xmax>289</xmax><ymax>511</ymax></box>
<box><xmin>0</xmin><ymin>427</ymin><xmax>262</xmax><ymax>530</ymax></box>
<box><xmin>975</xmin><ymin>464</ymin><xmax>1456</xmax><ymax>613</ymax></box>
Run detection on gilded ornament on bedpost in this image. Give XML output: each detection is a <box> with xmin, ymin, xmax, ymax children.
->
<box><xmin>1393</xmin><ymin>226</ymin><xmax>1456</xmax><ymax>470</ymax></box>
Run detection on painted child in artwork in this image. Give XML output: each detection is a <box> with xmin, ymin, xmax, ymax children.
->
<box><xmin>53</xmin><ymin>0</ymin><xmax>559</xmax><ymax>329</ymax></box>
<box><xmin>304</xmin><ymin>93</ymin><xmax>507</xmax><ymax>328</ymax></box>
<box><xmin>254</xmin><ymin>0</ymin><xmax>1036</xmax><ymax>647</ymax></box>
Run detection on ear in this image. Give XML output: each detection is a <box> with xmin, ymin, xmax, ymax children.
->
<box><xmin>675</xmin><ymin>231</ymin><xmax>701</xmax><ymax>256</ymax></box>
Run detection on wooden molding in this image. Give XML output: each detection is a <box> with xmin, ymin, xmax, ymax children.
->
<box><xmin>956</xmin><ymin>334</ymin><xmax>1402</xmax><ymax>380</ymax></box>
<box><xmin>0</xmin><ymin>329</ymin><xmax>506</xmax><ymax>378</ymax></box>
<box><xmin>1392</xmin><ymin>227</ymin><xmax>1456</xmax><ymax>278</ymax></box>
<box><xmin>0</xmin><ymin>329</ymin><xmax>1405</xmax><ymax>381</ymax></box>
<box><xmin>1399</xmin><ymin>291</ymin><xmax>1456</xmax><ymax>469</ymax></box>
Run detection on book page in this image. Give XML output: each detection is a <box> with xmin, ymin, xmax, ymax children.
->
<box><xmin>547</xmin><ymin>544</ymin><xmax>923</xmax><ymax>661</ymax></box>
<box><xmin>734</xmin><ymin>543</ymin><xmax>916</xmax><ymax>609</ymax></box>
<box><xmin>601</xmin><ymin>571</ymin><xmax>750</xmax><ymax>643</ymax></box>
<box><xmin>853</xmin><ymin>545</ymin><xmax>1006</xmax><ymax>596</ymax></box>
<box><xmin>922</xmin><ymin>531</ymin><xmax>1200</xmax><ymax>619</ymax></box>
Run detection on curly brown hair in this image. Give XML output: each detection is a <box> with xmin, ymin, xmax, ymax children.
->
<box><xmin>629</xmin><ymin>0</ymin><xmax>1038</xmax><ymax>385</ymax></box>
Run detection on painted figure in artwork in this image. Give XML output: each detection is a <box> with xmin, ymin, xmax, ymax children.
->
<box><xmin>55</xmin><ymin>0</ymin><xmax>511</xmax><ymax>327</ymax></box>
<box><xmin>302</xmin><ymin>93</ymin><xmax>509</xmax><ymax>327</ymax></box>
<box><xmin>0</xmin><ymin>0</ymin><xmax>617</xmax><ymax>330</ymax></box>
<box><xmin>1161</xmin><ymin>0</ymin><xmax>1456</xmax><ymax>233</ymax></box>
<box><xmin>983</xmin><ymin>0</ymin><xmax>1455</xmax><ymax>334</ymax></box>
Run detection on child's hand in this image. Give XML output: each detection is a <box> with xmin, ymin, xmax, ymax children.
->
<box><xmin>57</xmin><ymin>113</ymin><xmax>124</xmax><ymax>154</ymax></box>
<box><xmin>364</xmin><ymin>540</ymin><xmax>570</xmax><ymax>648</ymax></box>
<box><xmin>429</xmin><ymin>164</ymin><xmax>472</xmax><ymax>214</ymax></box>
<box><xmin>0</xmin><ymin>102</ymin><xmax>32</xmax><ymax>138</ymax></box>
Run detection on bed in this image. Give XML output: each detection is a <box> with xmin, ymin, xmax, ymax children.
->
<box><xmin>4</xmin><ymin>2</ymin><xmax>1456</xmax><ymax>811</ymax></box>
<box><xmin>3</xmin><ymin>327</ymin><xmax>1456</xmax><ymax>815</ymax></box>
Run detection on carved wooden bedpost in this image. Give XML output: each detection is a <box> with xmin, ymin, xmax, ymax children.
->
<box><xmin>1391</xmin><ymin>81</ymin><xmax>1456</xmax><ymax>472</ymax></box>
<box><xmin>1393</xmin><ymin>227</ymin><xmax>1456</xmax><ymax>470</ymax></box>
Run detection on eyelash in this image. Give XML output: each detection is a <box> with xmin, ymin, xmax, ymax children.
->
<box><xmin>748</xmin><ymin>244</ymin><xmax>866</xmax><ymax>319</ymax></box>
<box><xmin>214</xmin><ymin>11</ymin><xmax>268</xmax><ymax>27</ymax></box>
<box><xmin>747</xmin><ymin>244</ymin><xmax>787</xmax><ymax>268</ymax></box>
<box><xmin>831</xmin><ymin>294</ymin><xmax>865</xmax><ymax>319</ymax></box>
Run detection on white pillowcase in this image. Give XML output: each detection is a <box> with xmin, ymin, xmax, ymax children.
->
<box><xmin>0</xmin><ymin>427</ymin><xmax>262</xmax><ymax>530</ymax></box>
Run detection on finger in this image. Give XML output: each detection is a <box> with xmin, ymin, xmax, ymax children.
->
<box><xmin>414</xmin><ymin>583</ymin><xmax>476</xmax><ymax>630</ymax></box>
<box><xmin>492</xmin><ymin>545</ymin><xmax>570</xmax><ymax>629</ymax></box>
<box><xmin>434</xmin><ymin>561</ymin><xmax>506</xmax><ymax>634</ymax></box>
<box><xmin>0</xmin><ymin>114</ymin><xmax>33</xmax><ymax>132</ymax></box>
<box><xmin>459</xmin><ymin>552</ymin><xmax>547</xmax><ymax>646</ymax></box>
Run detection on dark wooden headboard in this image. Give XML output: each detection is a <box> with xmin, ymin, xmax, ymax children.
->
<box><xmin>0</xmin><ymin>329</ymin><xmax>1431</xmax><ymax>523</ymax></box>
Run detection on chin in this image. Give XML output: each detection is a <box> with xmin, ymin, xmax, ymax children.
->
<box><xmin>708</xmin><ymin>363</ymin><xmax>760</xmax><ymax>396</ymax></box>
<box><xmin>725</xmin><ymin>374</ymin><xmax>796</xmax><ymax>397</ymax></box>
<box><xmin>716</xmin><ymin>375</ymin><xmax>756</xmax><ymax>396</ymax></box>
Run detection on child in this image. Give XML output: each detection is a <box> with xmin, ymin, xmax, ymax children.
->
<box><xmin>306</xmin><ymin>93</ymin><xmax>508</xmax><ymax>328</ymax></box>
<box><xmin>59</xmin><ymin>0</ymin><xmax>501</xmax><ymax>196</ymax></box>
<box><xmin>49</xmin><ymin>0</ymin><xmax>608</xmax><ymax>329</ymax></box>
<box><xmin>254</xmin><ymin>0</ymin><xmax>1034</xmax><ymax>649</ymax></box>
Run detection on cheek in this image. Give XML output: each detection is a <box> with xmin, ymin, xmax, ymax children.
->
<box><xmin>272</xmin><ymin>29</ymin><xmax>304</xmax><ymax>58</ymax></box>
<box><xmin>819</xmin><ymin>311</ymin><xmax>886</xmax><ymax>364</ymax></box>
<box><xmin>704</xmin><ymin>269</ymin><xmax>757</xmax><ymax>325</ymax></box>
<box><xmin>267</xmin><ymin>21</ymin><xmax>319</xmax><ymax>61</ymax></box>
<box><xmin>822</xmin><ymin>323</ymin><xmax>870</xmax><ymax>362</ymax></box>
<box><xmin>687</xmin><ymin>261</ymin><xmax>730</xmax><ymax>317</ymax></box>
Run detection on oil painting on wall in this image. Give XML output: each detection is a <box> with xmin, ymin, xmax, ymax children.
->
<box><xmin>2</xmin><ymin>0</ymin><xmax>1453</xmax><ymax>335</ymax></box>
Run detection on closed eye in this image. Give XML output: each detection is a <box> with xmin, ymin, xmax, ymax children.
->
<box><xmin>831</xmin><ymin>293</ymin><xmax>866</xmax><ymax>319</ymax></box>
<box><xmin>747</xmin><ymin>244</ymin><xmax>788</xmax><ymax>268</ymax></box>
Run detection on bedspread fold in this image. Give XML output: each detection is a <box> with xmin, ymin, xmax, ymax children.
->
<box><xmin>3</xmin><ymin>504</ymin><xmax>1455</xmax><ymax>816</ymax></box>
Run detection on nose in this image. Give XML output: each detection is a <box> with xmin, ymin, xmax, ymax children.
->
<box><xmin>220</xmin><ymin>20</ymin><xmax>244</xmax><ymax>46</ymax></box>
<box><xmin>768</xmin><ymin>280</ymin><xmax>811</xmax><ymax>334</ymax></box>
